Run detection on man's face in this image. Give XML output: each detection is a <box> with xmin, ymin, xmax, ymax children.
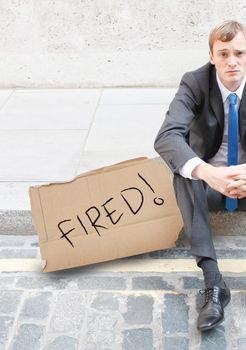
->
<box><xmin>209</xmin><ymin>31</ymin><xmax>246</xmax><ymax>91</ymax></box>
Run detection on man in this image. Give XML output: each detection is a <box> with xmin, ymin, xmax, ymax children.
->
<box><xmin>154</xmin><ymin>20</ymin><xmax>246</xmax><ymax>331</ymax></box>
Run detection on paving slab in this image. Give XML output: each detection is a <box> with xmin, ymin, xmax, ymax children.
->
<box><xmin>0</xmin><ymin>89</ymin><xmax>101</xmax><ymax>130</ymax></box>
<box><xmin>75</xmin><ymin>150</ymin><xmax>156</xmax><ymax>174</ymax></box>
<box><xmin>84</xmin><ymin>104</ymin><xmax>167</xmax><ymax>151</ymax></box>
<box><xmin>0</xmin><ymin>130</ymin><xmax>87</xmax><ymax>181</ymax></box>
<box><xmin>0</xmin><ymin>182</ymin><xmax>48</xmax><ymax>211</ymax></box>
<box><xmin>0</xmin><ymin>90</ymin><xmax>13</xmax><ymax>108</ymax></box>
<box><xmin>99</xmin><ymin>88</ymin><xmax>177</xmax><ymax>105</ymax></box>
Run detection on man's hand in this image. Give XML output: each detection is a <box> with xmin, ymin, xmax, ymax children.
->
<box><xmin>192</xmin><ymin>163</ymin><xmax>240</xmax><ymax>198</ymax></box>
<box><xmin>226</xmin><ymin>164</ymin><xmax>246</xmax><ymax>199</ymax></box>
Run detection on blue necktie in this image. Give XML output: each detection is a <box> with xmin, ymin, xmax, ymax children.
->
<box><xmin>225</xmin><ymin>93</ymin><xmax>238</xmax><ymax>211</ymax></box>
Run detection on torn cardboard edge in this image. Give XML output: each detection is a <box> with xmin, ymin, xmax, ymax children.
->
<box><xmin>29</xmin><ymin>156</ymin><xmax>149</xmax><ymax>189</ymax></box>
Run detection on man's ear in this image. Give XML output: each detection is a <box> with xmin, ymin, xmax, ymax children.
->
<box><xmin>209</xmin><ymin>51</ymin><xmax>214</xmax><ymax>65</ymax></box>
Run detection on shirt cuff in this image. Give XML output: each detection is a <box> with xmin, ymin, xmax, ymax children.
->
<box><xmin>179</xmin><ymin>157</ymin><xmax>205</xmax><ymax>179</ymax></box>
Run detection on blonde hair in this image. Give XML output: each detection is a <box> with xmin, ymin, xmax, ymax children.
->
<box><xmin>209</xmin><ymin>20</ymin><xmax>246</xmax><ymax>52</ymax></box>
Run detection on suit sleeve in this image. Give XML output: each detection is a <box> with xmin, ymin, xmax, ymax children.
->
<box><xmin>154</xmin><ymin>71</ymin><xmax>202</xmax><ymax>174</ymax></box>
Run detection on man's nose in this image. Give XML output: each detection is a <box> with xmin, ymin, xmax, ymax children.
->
<box><xmin>228</xmin><ymin>55</ymin><xmax>237</xmax><ymax>66</ymax></box>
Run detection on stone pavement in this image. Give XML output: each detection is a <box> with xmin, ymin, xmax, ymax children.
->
<box><xmin>0</xmin><ymin>234</ymin><xmax>246</xmax><ymax>350</ymax></box>
<box><xmin>0</xmin><ymin>88</ymin><xmax>246</xmax><ymax>349</ymax></box>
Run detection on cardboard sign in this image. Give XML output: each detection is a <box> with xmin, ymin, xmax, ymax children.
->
<box><xmin>29</xmin><ymin>157</ymin><xmax>183</xmax><ymax>272</ymax></box>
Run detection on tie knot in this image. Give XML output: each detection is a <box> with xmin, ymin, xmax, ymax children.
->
<box><xmin>228</xmin><ymin>93</ymin><xmax>237</xmax><ymax>105</ymax></box>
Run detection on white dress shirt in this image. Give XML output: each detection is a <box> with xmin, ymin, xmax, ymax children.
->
<box><xmin>179</xmin><ymin>73</ymin><xmax>246</xmax><ymax>179</ymax></box>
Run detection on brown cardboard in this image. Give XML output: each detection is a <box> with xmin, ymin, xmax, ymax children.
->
<box><xmin>29</xmin><ymin>157</ymin><xmax>183</xmax><ymax>272</ymax></box>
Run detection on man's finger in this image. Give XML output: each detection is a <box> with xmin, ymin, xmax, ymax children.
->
<box><xmin>227</xmin><ymin>180</ymin><xmax>244</xmax><ymax>189</ymax></box>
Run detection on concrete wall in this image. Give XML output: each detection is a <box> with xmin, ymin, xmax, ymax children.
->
<box><xmin>1</xmin><ymin>0</ymin><xmax>246</xmax><ymax>88</ymax></box>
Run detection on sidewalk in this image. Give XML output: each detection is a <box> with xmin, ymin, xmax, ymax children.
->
<box><xmin>0</xmin><ymin>88</ymin><xmax>175</xmax><ymax>211</ymax></box>
<box><xmin>0</xmin><ymin>88</ymin><xmax>246</xmax><ymax>350</ymax></box>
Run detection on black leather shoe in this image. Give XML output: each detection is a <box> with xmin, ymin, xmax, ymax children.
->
<box><xmin>197</xmin><ymin>284</ymin><xmax>231</xmax><ymax>331</ymax></box>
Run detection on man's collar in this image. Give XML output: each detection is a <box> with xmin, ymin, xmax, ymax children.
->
<box><xmin>216</xmin><ymin>72</ymin><xmax>246</xmax><ymax>103</ymax></box>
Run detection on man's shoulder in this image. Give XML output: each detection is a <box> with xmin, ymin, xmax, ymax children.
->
<box><xmin>184</xmin><ymin>62</ymin><xmax>214</xmax><ymax>80</ymax></box>
<box><xmin>180</xmin><ymin>62</ymin><xmax>215</xmax><ymax>92</ymax></box>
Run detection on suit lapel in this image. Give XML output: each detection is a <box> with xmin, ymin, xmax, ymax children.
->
<box><xmin>239</xmin><ymin>83</ymin><xmax>246</xmax><ymax>130</ymax></box>
<box><xmin>209</xmin><ymin>67</ymin><xmax>224</xmax><ymax>133</ymax></box>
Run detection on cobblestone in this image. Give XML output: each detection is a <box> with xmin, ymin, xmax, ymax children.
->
<box><xmin>0</xmin><ymin>276</ymin><xmax>15</xmax><ymax>288</ymax></box>
<box><xmin>132</xmin><ymin>276</ymin><xmax>174</xmax><ymax>290</ymax></box>
<box><xmin>123</xmin><ymin>295</ymin><xmax>153</xmax><ymax>324</ymax></box>
<box><xmin>183</xmin><ymin>277</ymin><xmax>205</xmax><ymax>289</ymax></box>
<box><xmin>16</xmin><ymin>275</ymin><xmax>69</xmax><ymax>290</ymax></box>
<box><xmin>77</xmin><ymin>276</ymin><xmax>126</xmax><ymax>290</ymax></box>
<box><xmin>50</xmin><ymin>293</ymin><xmax>86</xmax><ymax>333</ymax></box>
<box><xmin>0</xmin><ymin>290</ymin><xmax>23</xmax><ymax>314</ymax></box>
<box><xmin>200</xmin><ymin>326</ymin><xmax>226</xmax><ymax>350</ymax></box>
<box><xmin>91</xmin><ymin>292</ymin><xmax>119</xmax><ymax>311</ymax></box>
<box><xmin>226</xmin><ymin>276</ymin><xmax>246</xmax><ymax>289</ymax></box>
<box><xmin>0</xmin><ymin>316</ymin><xmax>14</xmax><ymax>349</ymax></box>
<box><xmin>231</xmin><ymin>291</ymin><xmax>246</xmax><ymax>336</ymax></box>
<box><xmin>12</xmin><ymin>323</ymin><xmax>45</xmax><ymax>350</ymax></box>
<box><xmin>85</xmin><ymin>312</ymin><xmax>120</xmax><ymax>349</ymax></box>
<box><xmin>183</xmin><ymin>275</ymin><xmax>246</xmax><ymax>290</ymax></box>
<box><xmin>163</xmin><ymin>336</ymin><xmax>189</xmax><ymax>350</ymax></box>
<box><xmin>123</xmin><ymin>328</ymin><xmax>153</xmax><ymax>350</ymax></box>
<box><xmin>46</xmin><ymin>335</ymin><xmax>78</xmax><ymax>350</ymax></box>
<box><xmin>162</xmin><ymin>294</ymin><xmax>189</xmax><ymax>333</ymax></box>
<box><xmin>20</xmin><ymin>292</ymin><xmax>52</xmax><ymax>320</ymax></box>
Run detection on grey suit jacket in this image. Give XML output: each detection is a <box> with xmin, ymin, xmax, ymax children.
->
<box><xmin>154</xmin><ymin>62</ymin><xmax>246</xmax><ymax>174</ymax></box>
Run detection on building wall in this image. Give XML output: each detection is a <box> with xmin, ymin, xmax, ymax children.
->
<box><xmin>0</xmin><ymin>0</ymin><xmax>245</xmax><ymax>88</ymax></box>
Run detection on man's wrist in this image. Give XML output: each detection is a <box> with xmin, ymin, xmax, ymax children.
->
<box><xmin>179</xmin><ymin>158</ymin><xmax>205</xmax><ymax>179</ymax></box>
<box><xmin>192</xmin><ymin>162</ymin><xmax>213</xmax><ymax>180</ymax></box>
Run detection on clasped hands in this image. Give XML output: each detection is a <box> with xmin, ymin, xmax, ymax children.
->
<box><xmin>224</xmin><ymin>164</ymin><xmax>246</xmax><ymax>199</ymax></box>
<box><xmin>193</xmin><ymin>163</ymin><xmax>246</xmax><ymax>199</ymax></box>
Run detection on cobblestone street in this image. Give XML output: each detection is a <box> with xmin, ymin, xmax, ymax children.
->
<box><xmin>0</xmin><ymin>235</ymin><xmax>245</xmax><ymax>350</ymax></box>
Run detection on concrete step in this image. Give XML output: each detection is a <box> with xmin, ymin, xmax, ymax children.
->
<box><xmin>0</xmin><ymin>209</ymin><xmax>245</xmax><ymax>236</ymax></box>
<box><xmin>209</xmin><ymin>211</ymin><xmax>246</xmax><ymax>235</ymax></box>
<box><xmin>0</xmin><ymin>210</ymin><xmax>35</xmax><ymax>235</ymax></box>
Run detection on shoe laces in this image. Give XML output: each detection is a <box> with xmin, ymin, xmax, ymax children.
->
<box><xmin>199</xmin><ymin>286</ymin><xmax>220</xmax><ymax>305</ymax></box>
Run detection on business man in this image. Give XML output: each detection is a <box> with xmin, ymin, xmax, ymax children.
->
<box><xmin>154</xmin><ymin>20</ymin><xmax>246</xmax><ymax>331</ymax></box>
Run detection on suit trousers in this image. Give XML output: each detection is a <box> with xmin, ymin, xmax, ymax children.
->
<box><xmin>173</xmin><ymin>174</ymin><xmax>246</xmax><ymax>266</ymax></box>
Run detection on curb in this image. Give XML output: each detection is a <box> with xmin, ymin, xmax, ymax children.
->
<box><xmin>0</xmin><ymin>210</ymin><xmax>36</xmax><ymax>235</ymax></box>
<box><xmin>0</xmin><ymin>209</ymin><xmax>245</xmax><ymax>235</ymax></box>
